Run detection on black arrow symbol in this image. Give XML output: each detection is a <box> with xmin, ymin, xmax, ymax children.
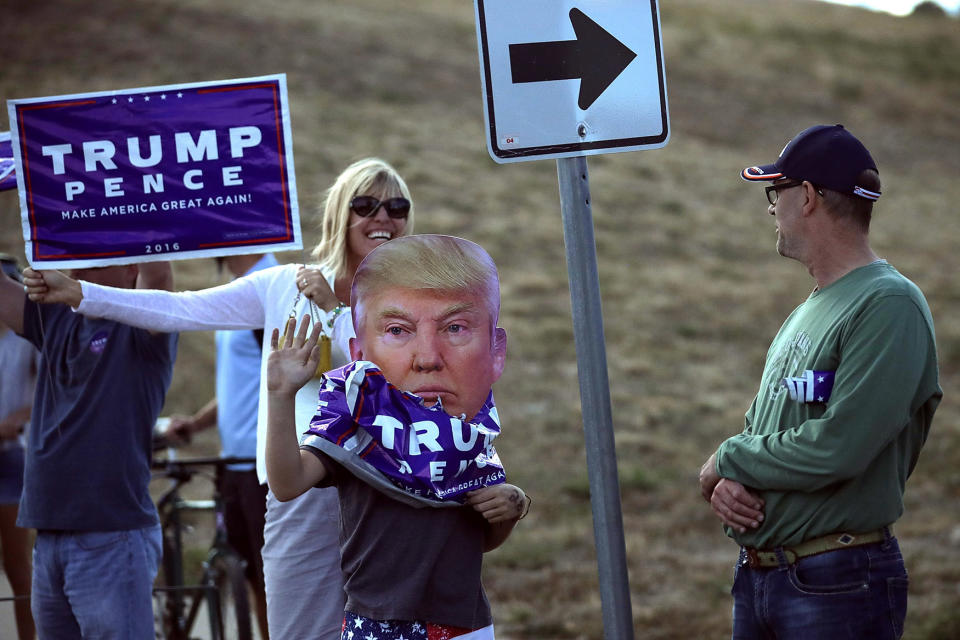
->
<box><xmin>508</xmin><ymin>8</ymin><xmax>637</xmax><ymax>111</ymax></box>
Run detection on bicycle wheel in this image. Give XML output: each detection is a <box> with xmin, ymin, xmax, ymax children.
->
<box><xmin>205</xmin><ymin>553</ymin><xmax>253</xmax><ymax>640</ymax></box>
<box><xmin>154</xmin><ymin>526</ymin><xmax>188</xmax><ymax>640</ymax></box>
<box><xmin>152</xmin><ymin>589</ymin><xmax>169</xmax><ymax>640</ymax></box>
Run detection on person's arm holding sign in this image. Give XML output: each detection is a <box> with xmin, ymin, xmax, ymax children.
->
<box><xmin>0</xmin><ymin>271</ymin><xmax>25</xmax><ymax>334</ymax></box>
<box><xmin>22</xmin><ymin>269</ymin><xmax>83</xmax><ymax>308</ymax></box>
<box><xmin>21</xmin><ymin>261</ymin><xmax>270</xmax><ymax>334</ymax></box>
<box><xmin>265</xmin><ymin>316</ymin><xmax>329</xmax><ymax>501</ymax></box>
<box><xmin>23</xmin><ymin>262</ymin><xmax>174</xmax><ymax>335</ymax></box>
<box><xmin>23</xmin><ymin>260</ymin><xmax>172</xmax><ymax>304</ymax></box>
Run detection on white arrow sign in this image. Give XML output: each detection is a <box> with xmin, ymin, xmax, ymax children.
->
<box><xmin>474</xmin><ymin>0</ymin><xmax>669</xmax><ymax>163</ymax></box>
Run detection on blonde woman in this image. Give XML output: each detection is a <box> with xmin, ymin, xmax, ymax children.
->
<box><xmin>25</xmin><ymin>157</ymin><xmax>415</xmax><ymax>640</ymax></box>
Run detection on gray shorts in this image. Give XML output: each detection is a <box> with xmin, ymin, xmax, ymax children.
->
<box><xmin>263</xmin><ymin>486</ymin><xmax>344</xmax><ymax>640</ymax></box>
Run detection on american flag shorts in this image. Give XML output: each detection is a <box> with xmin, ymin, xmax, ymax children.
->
<box><xmin>341</xmin><ymin>611</ymin><xmax>486</xmax><ymax>640</ymax></box>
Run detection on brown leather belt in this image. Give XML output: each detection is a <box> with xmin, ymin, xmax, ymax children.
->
<box><xmin>743</xmin><ymin>527</ymin><xmax>889</xmax><ymax>569</ymax></box>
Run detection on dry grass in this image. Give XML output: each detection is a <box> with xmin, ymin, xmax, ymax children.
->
<box><xmin>2</xmin><ymin>1</ymin><xmax>959</xmax><ymax>637</ymax></box>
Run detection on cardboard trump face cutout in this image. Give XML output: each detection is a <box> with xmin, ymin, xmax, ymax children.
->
<box><xmin>349</xmin><ymin>234</ymin><xmax>507</xmax><ymax>422</ymax></box>
<box><xmin>302</xmin><ymin>235</ymin><xmax>508</xmax><ymax>505</ymax></box>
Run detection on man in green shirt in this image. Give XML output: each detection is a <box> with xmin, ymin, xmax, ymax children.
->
<box><xmin>698</xmin><ymin>124</ymin><xmax>941</xmax><ymax>639</ymax></box>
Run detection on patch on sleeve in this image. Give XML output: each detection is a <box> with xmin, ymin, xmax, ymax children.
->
<box><xmin>781</xmin><ymin>370</ymin><xmax>835</xmax><ymax>404</ymax></box>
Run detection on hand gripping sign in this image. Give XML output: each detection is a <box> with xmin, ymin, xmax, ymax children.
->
<box><xmin>7</xmin><ymin>75</ymin><xmax>301</xmax><ymax>268</ymax></box>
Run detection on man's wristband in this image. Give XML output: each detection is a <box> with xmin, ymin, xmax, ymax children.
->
<box><xmin>519</xmin><ymin>494</ymin><xmax>532</xmax><ymax>520</ymax></box>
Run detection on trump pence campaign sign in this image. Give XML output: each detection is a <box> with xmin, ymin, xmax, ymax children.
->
<box><xmin>7</xmin><ymin>74</ymin><xmax>301</xmax><ymax>268</ymax></box>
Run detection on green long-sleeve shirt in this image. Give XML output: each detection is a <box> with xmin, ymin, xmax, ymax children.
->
<box><xmin>716</xmin><ymin>262</ymin><xmax>941</xmax><ymax>548</ymax></box>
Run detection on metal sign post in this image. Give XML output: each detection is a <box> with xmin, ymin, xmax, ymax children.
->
<box><xmin>473</xmin><ymin>3</ymin><xmax>668</xmax><ymax>635</ymax></box>
<box><xmin>556</xmin><ymin>155</ymin><xmax>634</xmax><ymax>639</ymax></box>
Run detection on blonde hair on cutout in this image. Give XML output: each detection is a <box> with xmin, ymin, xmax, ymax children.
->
<box><xmin>351</xmin><ymin>234</ymin><xmax>500</xmax><ymax>333</ymax></box>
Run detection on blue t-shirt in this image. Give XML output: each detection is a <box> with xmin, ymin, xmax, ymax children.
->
<box><xmin>215</xmin><ymin>254</ymin><xmax>277</xmax><ymax>468</ymax></box>
<box><xmin>18</xmin><ymin>300</ymin><xmax>177</xmax><ymax>531</ymax></box>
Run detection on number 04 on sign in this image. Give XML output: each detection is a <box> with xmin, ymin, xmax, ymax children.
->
<box><xmin>474</xmin><ymin>0</ymin><xmax>669</xmax><ymax>163</ymax></box>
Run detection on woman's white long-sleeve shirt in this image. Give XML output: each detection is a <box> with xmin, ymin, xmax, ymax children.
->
<box><xmin>77</xmin><ymin>263</ymin><xmax>354</xmax><ymax>484</ymax></box>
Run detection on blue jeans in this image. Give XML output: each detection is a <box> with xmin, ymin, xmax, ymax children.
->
<box><xmin>32</xmin><ymin>525</ymin><xmax>162</xmax><ymax>639</ymax></box>
<box><xmin>731</xmin><ymin>533</ymin><xmax>908</xmax><ymax>639</ymax></box>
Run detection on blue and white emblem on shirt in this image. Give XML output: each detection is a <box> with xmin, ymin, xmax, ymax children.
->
<box><xmin>781</xmin><ymin>370</ymin><xmax>835</xmax><ymax>404</ymax></box>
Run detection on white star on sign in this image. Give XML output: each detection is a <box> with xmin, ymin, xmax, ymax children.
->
<box><xmin>818</xmin><ymin>396</ymin><xmax>824</xmax><ymax>402</ymax></box>
<box><xmin>353</xmin><ymin>617</ymin><xmax>364</xmax><ymax>629</ymax></box>
<box><xmin>127</xmin><ymin>97</ymin><xmax>133</xmax><ymax>103</ymax></box>
<box><xmin>177</xmin><ymin>92</ymin><xmax>183</xmax><ymax>98</ymax></box>
<box><xmin>364</xmin><ymin>634</ymin><xmax>376</xmax><ymax>640</ymax></box>
<box><xmin>161</xmin><ymin>94</ymin><xmax>167</xmax><ymax>100</ymax></box>
<box><xmin>111</xmin><ymin>98</ymin><xmax>117</xmax><ymax>104</ymax></box>
<box><xmin>144</xmin><ymin>96</ymin><xmax>150</xmax><ymax>101</ymax></box>
<box><xmin>818</xmin><ymin>375</ymin><xmax>825</xmax><ymax>382</ymax></box>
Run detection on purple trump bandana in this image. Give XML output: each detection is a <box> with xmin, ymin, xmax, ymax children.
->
<box><xmin>301</xmin><ymin>361</ymin><xmax>506</xmax><ymax>507</ymax></box>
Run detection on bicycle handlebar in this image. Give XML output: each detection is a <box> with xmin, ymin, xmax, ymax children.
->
<box><xmin>152</xmin><ymin>456</ymin><xmax>258</xmax><ymax>510</ymax></box>
<box><xmin>151</xmin><ymin>456</ymin><xmax>258</xmax><ymax>473</ymax></box>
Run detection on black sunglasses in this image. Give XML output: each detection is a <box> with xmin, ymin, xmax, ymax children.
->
<box><xmin>350</xmin><ymin>195</ymin><xmax>410</xmax><ymax>219</ymax></box>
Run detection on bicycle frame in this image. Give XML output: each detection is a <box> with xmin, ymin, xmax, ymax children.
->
<box><xmin>152</xmin><ymin>455</ymin><xmax>256</xmax><ymax>640</ymax></box>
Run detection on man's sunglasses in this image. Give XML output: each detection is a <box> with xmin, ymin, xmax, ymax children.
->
<box><xmin>349</xmin><ymin>195</ymin><xmax>410</xmax><ymax>219</ymax></box>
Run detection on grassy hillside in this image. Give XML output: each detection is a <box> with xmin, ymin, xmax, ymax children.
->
<box><xmin>2</xmin><ymin>1</ymin><xmax>958</xmax><ymax>637</ymax></box>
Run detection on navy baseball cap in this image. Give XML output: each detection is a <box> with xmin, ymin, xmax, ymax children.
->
<box><xmin>742</xmin><ymin>124</ymin><xmax>881</xmax><ymax>201</ymax></box>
